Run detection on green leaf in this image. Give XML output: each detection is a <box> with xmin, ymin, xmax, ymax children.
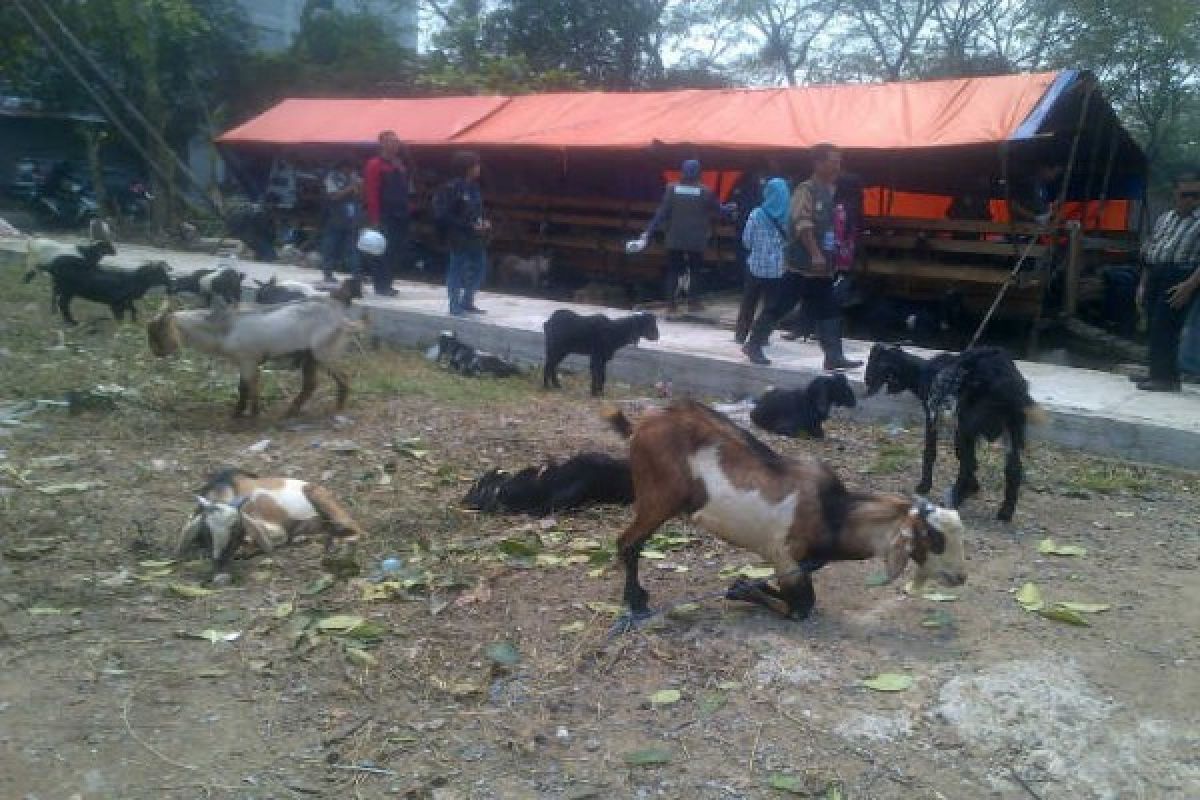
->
<box><xmin>862</xmin><ymin>673</ymin><xmax>913</xmax><ymax>692</ymax></box>
<box><xmin>921</xmin><ymin>610</ymin><xmax>953</xmax><ymax>629</ymax></box>
<box><xmin>341</xmin><ymin>621</ymin><xmax>387</xmax><ymax>641</ymax></box>
<box><xmin>649</xmin><ymin>689</ymin><xmax>681</xmax><ymax>706</ymax></box>
<box><xmin>27</xmin><ymin>606</ymin><xmax>81</xmax><ymax>616</ymax></box>
<box><xmin>486</xmin><ymin>640</ymin><xmax>520</xmax><ymax>667</ymax></box>
<box><xmin>699</xmin><ymin>692</ymin><xmax>727</xmax><ymax>715</ymax></box>
<box><xmin>905</xmin><ymin>581</ymin><xmax>957</xmax><ymax>601</ymax></box>
<box><xmin>640</xmin><ymin>549</ymin><xmax>667</xmax><ymax>560</ymax></box>
<box><xmin>180</xmin><ymin>629</ymin><xmax>241</xmax><ymax>643</ymax></box>
<box><xmin>167</xmin><ymin>582</ymin><xmax>214</xmax><ymax>598</ymax></box>
<box><xmin>738</xmin><ymin>565</ymin><xmax>775</xmax><ymax>580</ymax></box>
<box><xmin>1056</xmin><ymin>601</ymin><xmax>1111</xmax><ymax>614</ymax></box>
<box><xmin>498</xmin><ymin>537</ymin><xmax>542</xmax><ymax>557</ymax></box>
<box><xmin>535</xmin><ymin>553</ymin><xmax>565</xmax><ymax>567</ymax></box>
<box><xmin>1016</xmin><ymin>582</ymin><xmax>1045</xmax><ymax>611</ymax></box>
<box><xmin>301</xmin><ymin>574</ymin><xmax>335</xmax><ymax>595</ymax></box>
<box><xmin>767</xmin><ymin>773</ymin><xmax>808</xmax><ymax>794</ymax></box>
<box><xmin>1037</xmin><ymin>538</ymin><xmax>1087</xmax><ymax>557</ymax></box>
<box><xmin>316</xmin><ymin>614</ymin><xmax>366</xmax><ymax>632</ymax></box>
<box><xmin>36</xmin><ymin>481</ymin><xmax>103</xmax><ymax>495</ymax></box>
<box><xmin>559</xmin><ymin>620</ymin><xmax>586</xmax><ymax>634</ymax></box>
<box><xmin>585</xmin><ymin>601</ymin><xmax>623</xmax><ymax>615</ymax></box>
<box><xmin>623</xmin><ymin>746</ymin><xmax>672</xmax><ymax>766</ymax></box>
<box><xmin>344</xmin><ymin>647</ymin><xmax>377</xmax><ymax>668</ymax></box>
<box><xmin>1036</xmin><ymin>605</ymin><xmax>1090</xmax><ymax>626</ymax></box>
<box><xmin>273</xmin><ymin>602</ymin><xmax>294</xmax><ymax>619</ymax></box>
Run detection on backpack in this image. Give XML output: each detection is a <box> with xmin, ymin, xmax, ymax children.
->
<box><xmin>431</xmin><ymin>180</ymin><xmax>459</xmax><ymax>243</ymax></box>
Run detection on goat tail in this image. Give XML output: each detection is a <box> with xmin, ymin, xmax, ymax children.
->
<box><xmin>602</xmin><ymin>405</ymin><xmax>634</xmax><ymax>439</ymax></box>
<box><xmin>1024</xmin><ymin>403</ymin><xmax>1049</xmax><ymax>426</ymax></box>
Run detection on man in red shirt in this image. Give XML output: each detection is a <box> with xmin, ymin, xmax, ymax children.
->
<box><xmin>362</xmin><ymin>130</ymin><xmax>410</xmax><ymax>297</ymax></box>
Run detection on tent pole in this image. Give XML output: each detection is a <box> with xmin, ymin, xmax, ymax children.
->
<box><xmin>968</xmin><ymin>78</ymin><xmax>1096</xmax><ymax>350</ymax></box>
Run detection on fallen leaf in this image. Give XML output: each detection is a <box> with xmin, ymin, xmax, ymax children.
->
<box><xmin>559</xmin><ymin>620</ymin><xmax>586</xmax><ymax>634</ymax></box>
<box><xmin>195</xmin><ymin>668</ymin><xmax>230</xmax><ymax>678</ymax></box>
<box><xmin>342</xmin><ymin>621</ymin><xmax>387</xmax><ymax>641</ymax></box>
<box><xmin>486</xmin><ymin>641</ymin><xmax>520</xmax><ymax>667</ymax></box>
<box><xmin>641</xmin><ymin>549</ymin><xmax>667</xmax><ymax>560</ymax></box>
<box><xmin>586</xmin><ymin>568</ymin><xmax>606</xmax><ymax>578</ymax></box>
<box><xmin>623</xmin><ymin>746</ymin><xmax>672</xmax><ymax>766</ymax></box>
<box><xmin>1038</xmin><ymin>538</ymin><xmax>1087</xmax><ymax>557</ymax></box>
<box><xmin>737</xmin><ymin>565</ymin><xmax>775</xmax><ymax>580</ymax></box>
<box><xmin>316</xmin><ymin>615</ymin><xmax>366</xmax><ymax>632</ymax></box>
<box><xmin>273</xmin><ymin>602</ymin><xmax>294</xmax><ymax>619</ymax></box>
<box><xmin>650</xmin><ymin>689</ymin><xmax>681</xmax><ymax>706</ymax></box>
<box><xmin>535</xmin><ymin>553</ymin><xmax>565</xmax><ymax>567</ymax></box>
<box><xmin>864</xmin><ymin>572</ymin><xmax>889</xmax><ymax>587</ymax></box>
<box><xmin>569</xmin><ymin>539</ymin><xmax>602</xmax><ymax>551</ymax></box>
<box><xmin>138</xmin><ymin>559</ymin><xmax>176</xmax><ymax>569</ymax></box>
<box><xmin>27</xmin><ymin>606</ymin><xmax>81</xmax><ymax>615</ymax></box>
<box><xmin>699</xmin><ymin>692</ymin><xmax>727</xmax><ymax>715</ymax></box>
<box><xmin>4</xmin><ymin>542</ymin><xmax>58</xmax><ymax>560</ymax></box>
<box><xmin>921</xmin><ymin>610</ymin><xmax>953</xmax><ymax>629</ymax></box>
<box><xmin>1016</xmin><ymin>582</ymin><xmax>1045</xmax><ymax>611</ymax></box>
<box><xmin>498</xmin><ymin>537</ymin><xmax>541</xmax><ymax>558</ymax></box>
<box><xmin>1036</xmin><ymin>604</ymin><xmax>1090</xmax><ymax>625</ymax></box>
<box><xmin>1056</xmin><ymin>601</ymin><xmax>1111</xmax><ymax>613</ymax></box>
<box><xmin>767</xmin><ymin>773</ymin><xmax>808</xmax><ymax>794</ymax></box>
<box><xmin>904</xmin><ymin>581</ymin><xmax>957</xmax><ymax>601</ymax></box>
<box><xmin>666</xmin><ymin>602</ymin><xmax>700</xmax><ymax>618</ymax></box>
<box><xmin>36</xmin><ymin>481</ymin><xmax>102</xmax><ymax>495</ymax></box>
<box><xmin>862</xmin><ymin>673</ymin><xmax>913</xmax><ymax>692</ymax></box>
<box><xmin>302</xmin><ymin>574</ymin><xmax>335</xmax><ymax>595</ymax></box>
<box><xmin>167</xmin><ymin>582</ymin><xmax>214</xmax><ymax>598</ymax></box>
<box><xmin>585</xmin><ymin>601</ymin><xmax>623</xmax><ymax>615</ymax></box>
<box><xmin>345</xmin><ymin>647</ymin><xmax>377</xmax><ymax>668</ymax></box>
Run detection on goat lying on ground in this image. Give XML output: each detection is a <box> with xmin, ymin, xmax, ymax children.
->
<box><xmin>253</xmin><ymin>275</ymin><xmax>323</xmax><ymax>305</ymax></box>
<box><xmin>436</xmin><ymin>331</ymin><xmax>521</xmax><ymax>377</ymax></box>
<box><xmin>147</xmin><ymin>278</ymin><xmax>363</xmax><ymax>417</ymax></box>
<box><xmin>751</xmin><ymin>373</ymin><xmax>857</xmax><ymax>439</ymax></box>
<box><xmin>864</xmin><ymin>344</ymin><xmax>1046</xmax><ymax>521</ymax></box>
<box><xmin>27</xmin><ymin>256</ymin><xmax>169</xmax><ymax>325</ymax></box>
<box><xmin>850</xmin><ymin>289</ymin><xmax>967</xmax><ymax>349</ymax></box>
<box><xmin>543</xmin><ymin>309</ymin><xmax>659</xmax><ymax>396</ymax></box>
<box><xmin>463</xmin><ymin>452</ymin><xmax>633</xmax><ymax>515</ymax></box>
<box><xmin>170</xmin><ymin>266</ymin><xmax>245</xmax><ymax>306</ymax></box>
<box><xmin>605</xmin><ymin>400</ymin><xmax>967</xmax><ymax>621</ymax></box>
<box><xmin>178</xmin><ymin>467</ymin><xmax>366</xmax><ymax>579</ymax></box>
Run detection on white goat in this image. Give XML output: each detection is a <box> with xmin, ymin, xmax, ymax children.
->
<box><xmin>147</xmin><ymin>278</ymin><xmax>364</xmax><ymax>417</ymax></box>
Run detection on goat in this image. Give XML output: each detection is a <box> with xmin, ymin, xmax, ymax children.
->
<box><xmin>864</xmin><ymin>344</ymin><xmax>1047</xmax><ymax>521</ymax></box>
<box><xmin>751</xmin><ymin>373</ymin><xmax>857</xmax><ymax>439</ymax></box>
<box><xmin>495</xmin><ymin>253</ymin><xmax>551</xmax><ymax>289</ymax></box>
<box><xmin>146</xmin><ymin>278</ymin><xmax>364</xmax><ymax>417</ymax></box>
<box><xmin>851</xmin><ymin>289</ymin><xmax>966</xmax><ymax>348</ymax></box>
<box><xmin>543</xmin><ymin>309</ymin><xmax>659</xmax><ymax>396</ymax></box>
<box><xmin>463</xmin><ymin>452</ymin><xmax>633</xmax><ymax>515</ymax></box>
<box><xmin>253</xmin><ymin>275</ymin><xmax>323</xmax><ymax>305</ymax></box>
<box><xmin>605</xmin><ymin>400</ymin><xmax>967</xmax><ymax>621</ymax></box>
<box><xmin>170</xmin><ymin>266</ymin><xmax>245</xmax><ymax>306</ymax></box>
<box><xmin>178</xmin><ymin>467</ymin><xmax>366</xmax><ymax>579</ymax></box>
<box><xmin>23</xmin><ymin>239</ymin><xmax>117</xmax><ymax>312</ymax></box>
<box><xmin>435</xmin><ymin>331</ymin><xmax>521</xmax><ymax>378</ymax></box>
<box><xmin>28</xmin><ymin>257</ymin><xmax>168</xmax><ymax>326</ymax></box>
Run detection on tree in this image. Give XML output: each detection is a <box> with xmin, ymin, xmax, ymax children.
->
<box><xmin>728</xmin><ymin>0</ymin><xmax>842</xmax><ymax>86</ymax></box>
<box><xmin>843</xmin><ymin>0</ymin><xmax>941</xmax><ymax>80</ymax></box>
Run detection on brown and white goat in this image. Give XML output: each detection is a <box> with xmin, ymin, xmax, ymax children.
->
<box><xmin>178</xmin><ymin>468</ymin><xmax>365</xmax><ymax>579</ymax></box>
<box><xmin>606</xmin><ymin>400</ymin><xmax>967</xmax><ymax>620</ymax></box>
<box><xmin>146</xmin><ymin>278</ymin><xmax>363</xmax><ymax>417</ymax></box>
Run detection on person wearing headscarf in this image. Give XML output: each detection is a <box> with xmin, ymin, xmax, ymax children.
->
<box><xmin>641</xmin><ymin>159</ymin><xmax>724</xmax><ymax>313</ymax></box>
<box><xmin>736</xmin><ymin>178</ymin><xmax>791</xmax><ymax>352</ymax></box>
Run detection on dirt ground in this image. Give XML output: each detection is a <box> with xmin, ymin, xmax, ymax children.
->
<box><xmin>1</xmin><ymin>264</ymin><xmax>1198</xmax><ymax>800</ymax></box>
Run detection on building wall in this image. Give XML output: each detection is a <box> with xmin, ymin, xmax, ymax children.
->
<box><xmin>238</xmin><ymin>0</ymin><xmax>417</xmax><ymax>53</ymax></box>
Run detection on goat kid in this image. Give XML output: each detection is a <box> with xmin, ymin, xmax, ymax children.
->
<box><xmin>864</xmin><ymin>343</ymin><xmax>1047</xmax><ymax>521</ymax></box>
<box><xmin>28</xmin><ymin>255</ymin><xmax>168</xmax><ymax>326</ymax></box>
<box><xmin>435</xmin><ymin>331</ymin><xmax>521</xmax><ymax>378</ymax></box>
<box><xmin>178</xmin><ymin>468</ymin><xmax>366</xmax><ymax>579</ymax></box>
<box><xmin>171</xmin><ymin>266</ymin><xmax>245</xmax><ymax>306</ymax></box>
<box><xmin>751</xmin><ymin>373</ymin><xmax>857</xmax><ymax>439</ymax></box>
<box><xmin>543</xmin><ymin>309</ymin><xmax>659</xmax><ymax>396</ymax></box>
<box><xmin>24</xmin><ymin>239</ymin><xmax>117</xmax><ymax>311</ymax></box>
<box><xmin>463</xmin><ymin>452</ymin><xmax>633</xmax><ymax>515</ymax></box>
<box><xmin>606</xmin><ymin>400</ymin><xmax>966</xmax><ymax>620</ymax></box>
<box><xmin>146</xmin><ymin>278</ymin><xmax>363</xmax><ymax>417</ymax></box>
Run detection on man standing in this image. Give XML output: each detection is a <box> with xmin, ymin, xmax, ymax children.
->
<box><xmin>319</xmin><ymin>160</ymin><xmax>361</xmax><ymax>285</ymax></box>
<box><xmin>363</xmin><ymin>131</ymin><xmax>409</xmax><ymax>296</ymax></box>
<box><xmin>743</xmin><ymin>143</ymin><xmax>861</xmax><ymax>370</ymax></box>
<box><xmin>640</xmin><ymin>159</ymin><xmax>723</xmax><ymax>313</ymax></box>
<box><xmin>1136</xmin><ymin>169</ymin><xmax>1200</xmax><ymax>392</ymax></box>
<box><xmin>438</xmin><ymin>150</ymin><xmax>490</xmax><ymax>316</ymax></box>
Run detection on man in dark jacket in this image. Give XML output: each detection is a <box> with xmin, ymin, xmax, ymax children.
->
<box><xmin>439</xmin><ymin>151</ymin><xmax>490</xmax><ymax>316</ymax></box>
<box><xmin>641</xmin><ymin>159</ymin><xmax>723</xmax><ymax>312</ymax></box>
<box><xmin>363</xmin><ymin>130</ymin><xmax>409</xmax><ymax>297</ymax></box>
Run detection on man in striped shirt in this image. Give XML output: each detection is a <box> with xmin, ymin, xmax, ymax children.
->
<box><xmin>1137</xmin><ymin>170</ymin><xmax>1200</xmax><ymax>391</ymax></box>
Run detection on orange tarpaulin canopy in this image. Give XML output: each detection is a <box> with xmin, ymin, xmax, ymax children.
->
<box><xmin>452</xmin><ymin>73</ymin><xmax>1058</xmax><ymax>150</ymax></box>
<box><xmin>216</xmin><ymin>96</ymin><xmax>510</xmax><ymax>145</ymax></box>
<box><xmin>217</xmin><ymin>72</ymin><xmax>1059</xmax><ymax>151</ymax></box>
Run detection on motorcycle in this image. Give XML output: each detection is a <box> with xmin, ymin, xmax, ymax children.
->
<box><xmin>32</xmin><ymin>178</ymin><xmax>98</xmax><ymax>230</ymax></box>
<box><xmin>117</xmin><ymin>180</ymin><xmax>153</xmax><ymax>222</ymax></box>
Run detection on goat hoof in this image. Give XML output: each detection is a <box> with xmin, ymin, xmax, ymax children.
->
<box><xmin>915</xmin><ymin>482</ymin><xmax>932</xmax><ymax>495</ymax></box>
<box><xmin>725</xmin><ymin>577</ymin><xmax>760</xmax><ymax>602</ymax></box>
<box><xmin>610</xmin><ymin>609</ymin><xmax>655</xmax><ymax>635</ymax></box>
<box><xmin>996</xmin><ymin>507</ymin><xmax>1014</xmax><ymax>522</ymax></box>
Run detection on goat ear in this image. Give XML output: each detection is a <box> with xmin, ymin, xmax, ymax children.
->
<box><xmin>883</xmin><ymin>522</ymin><xmax>915</xmax><ymax>583</ymax></box>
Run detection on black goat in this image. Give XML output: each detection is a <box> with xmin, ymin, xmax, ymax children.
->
<box><xmin>864</xmin><ymin>344</ymin><xmax>1046</xmax><ymax>521</ymax></box>
<box><xmin>24</xmin><ymin>240</ymin><xmax>117</xmax><ymax>311</ymax></box>
<box><xmin>171</xmin><ymin>267</ymin><xmax>245</xmax><ymax>306</ymax></box>
<box><xmin>543</xmin><ymin>309</ymin><xmax>660</xmax><ymax>396</ymax></box>
<box><xmin>751</xmin><ymin>373</ymin><xmax>857</xmax><ymax>439</ymax></box>
<box><xmin>851</xmin><ymin>289</ymin><xmax>966</xmax><ymax>348</ymax></box>
<box><xmin>253</xmin><ymin>276</ymin><xmax>319</xmax><ymax>305</ymax></box>
<box><xmin>28</xmin><ymin>259</ymin><xmax>170</xmax><ymax>325</ymax></box>
<box><xmin>463</xmin><ymin>452</ymin><xmax>634</xmax><ymax>515</ymax></box>
<box><xmin>435</xmin><ymin>331</ymin><xmax>521</xmax><ymax>378</ymax></box>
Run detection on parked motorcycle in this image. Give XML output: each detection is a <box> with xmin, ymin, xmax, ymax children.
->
<box><xmin>32</xmin><ymin>178</ymin><xmax>98</xmax><ymax>229</ymax></box>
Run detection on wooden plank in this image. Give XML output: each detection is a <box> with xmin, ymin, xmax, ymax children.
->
<box><xmin>866</xmin><ymin>215</ymin><xmax>1046</xmax><ymax>236</ymax></box>
<box><xmin>860</xmin><ymin>259</ymin><xmax>1041</xmax><ymax>286</ymax></box>
<box><xmin>861</xmin><ymin>233</ymin><xmax>1048</xmax><ymax>258</ymax></box>
<box><xmin>1065</xmin><ymin>223</ymin><xmax>1082</xmax><ymax>317</ymax></box>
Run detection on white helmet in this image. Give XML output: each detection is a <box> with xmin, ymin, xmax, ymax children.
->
<box><xmin>357</xmin><ymin>228</ymin><xmax>387</xmax><ymax>256</ymax></box>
